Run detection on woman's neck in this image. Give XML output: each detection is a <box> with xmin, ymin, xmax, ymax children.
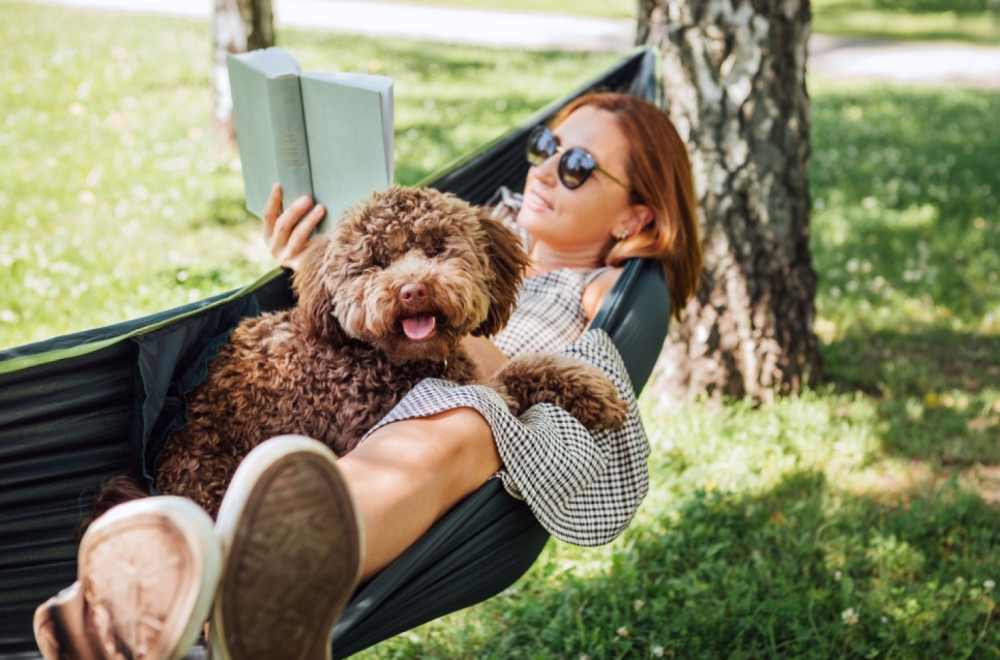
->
<box><xmin>528</xmin><ymin>241</ymin><xmax>605</xmax><ymax>276</ymax></box>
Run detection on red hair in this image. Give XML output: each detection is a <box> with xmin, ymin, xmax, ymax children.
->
<box><xmin>551</xmin><ymin>93</ymin><xmax>702</xmax><ymax>320</ymax></box>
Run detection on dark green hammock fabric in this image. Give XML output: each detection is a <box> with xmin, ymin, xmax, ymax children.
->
<box><xmin>0</xmin><ymin>47</ymin><xmax>666</xmax><ymax>657</ymax></box>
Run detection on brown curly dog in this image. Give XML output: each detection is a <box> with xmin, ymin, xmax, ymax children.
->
<box><xmin>94</xmin><ymin>185</ymin><xmax>626</xmax><ymax>520</ymax></box>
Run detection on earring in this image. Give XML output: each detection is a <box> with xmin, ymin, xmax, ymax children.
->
<box><xmin>614</xmin><ymin>228</ymin><xmax>630</xmax><ymax>241</ymax></box>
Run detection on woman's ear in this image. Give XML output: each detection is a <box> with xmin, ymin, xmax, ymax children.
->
<box><xmin>633</xmin><ymin>203</ymin><xmax>655</xmax><ymax>228</ymax></box>
<box><xmin>614</xmin><ymin>204</ymin><xmax>655</xmax><ymax>239</ymax></box>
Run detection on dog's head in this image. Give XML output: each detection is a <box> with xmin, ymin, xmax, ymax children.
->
<box><xmin>293</xmin><ymin>185</ymin><xmax>530</xmax><ymax>364</ymax></box>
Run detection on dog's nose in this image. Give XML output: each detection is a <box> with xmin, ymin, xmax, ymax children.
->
<box><xmin>399</xmin><ymin>282</ymin><xmax>428</xmax><ymax>305</ymax></box>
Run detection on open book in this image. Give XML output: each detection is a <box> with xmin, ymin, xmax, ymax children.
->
<box><xmin>227</xmin><ymin>47</ymin><xmax>393</xmax><ymax>234</ymax></box>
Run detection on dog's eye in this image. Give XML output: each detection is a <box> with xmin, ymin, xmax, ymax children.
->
<box><xmin>425</xmin><ymin>246</ymin><xmax>443</xmax><ymax>258</ymax></box>
<box><xmin>370</xmin><ymin>250</ymin><xmax>389</xmax><ymax>269</ymax></box>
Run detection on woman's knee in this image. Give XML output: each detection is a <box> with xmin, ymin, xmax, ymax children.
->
<box><xmin>362</xmin><ymin>408</ymin><xmax>500</xmax><ymax>479</ymax></box>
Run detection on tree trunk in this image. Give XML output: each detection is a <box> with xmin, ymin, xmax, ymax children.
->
<box><xmin>642</xmin><ymin>0</ymin><xmax>823</xmax><ymax>403</ymax></box>
<box><xmin>636</xmin><ymin>0</ymin><xmax>659</xmax><ymax>44</ymax></box>
<box><xmin>211</xmin><ymin>0</ymin><xmax>275</xmax><ymax>150</ymax></box>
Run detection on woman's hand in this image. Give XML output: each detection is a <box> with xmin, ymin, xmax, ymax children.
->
<box><xmin>263</xmin><ymin>183</ymin><xmax>326</xmax><ymax>271</ymax></box>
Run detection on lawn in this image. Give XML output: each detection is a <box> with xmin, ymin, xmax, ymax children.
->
<box><xmin>3</xmin><ymin>1</ymin><xmax>1000</xmax><ymax>658</ymax></box>
<box><xmin>386</xmin><ymin>0</ymin><xmax>1000</xmax><ymax>44</ymax></box>
<box><xmin>812</xmin><ymin>0</ymin><xmax>1000</xmax><ymax>44</ymax></box>
<box><xmin>385</xmin><ymin>0</ymin><xmax>636</xmax><ymax>19</ymax></box>
<box><xmin>0</xmin><ymin>2</ymin><xmax>620</xmax><ymax>349</ymax></box>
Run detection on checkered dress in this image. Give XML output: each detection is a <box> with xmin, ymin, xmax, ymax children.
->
<box><xmin>362</xmin><ymin>190</ymin><xmax>650</xmax><ymax>546</ymax></box>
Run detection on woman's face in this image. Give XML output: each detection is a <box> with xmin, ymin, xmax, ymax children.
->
<box><xmin>517</xmin><ymin>106</ymin><xmax>637</xmax><ymax>255</ymax></box>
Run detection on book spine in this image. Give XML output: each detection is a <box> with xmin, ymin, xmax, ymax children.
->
<box><xmin>266</xmin><ymin>75</ymin><xmax>313</xmax><ymax>210</ymax></box>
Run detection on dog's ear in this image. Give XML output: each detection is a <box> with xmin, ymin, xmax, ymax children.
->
<box><xmin>292</xmin><ymin>235</ymin><xmax>346</xmax><ymax>343</ymax></box>
<box><xmin>473</xmin><ymin>210</ymin><xmax>531</xmax><ymax>337</ymax></box>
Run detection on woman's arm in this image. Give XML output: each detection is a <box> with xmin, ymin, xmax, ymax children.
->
<box><xmin>462</xmin><ymin>335</ymin><xmax>509</xmax><ymax>378</ymax></box>
<box><xmin>263</xmin><ymin>183</ymin><xmax>327</xmax><ymax>270</ymax></box>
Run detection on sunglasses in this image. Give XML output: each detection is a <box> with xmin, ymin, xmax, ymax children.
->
<box><xmin>525</xmin><ymin>126</ymin><xmax>632</xmax><ymax>192</ymax></box>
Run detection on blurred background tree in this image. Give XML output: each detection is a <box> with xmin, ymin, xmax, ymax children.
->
<box><xmin>212</xmin><ymin>0</ymin><xmax>274</xmax><ymax>149</ymax></box>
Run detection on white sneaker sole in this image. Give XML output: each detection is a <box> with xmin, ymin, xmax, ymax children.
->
<box><xmin>35</xmin><ymin>496</ymin><xmax>221</xmax><ymax>660</ymax></box>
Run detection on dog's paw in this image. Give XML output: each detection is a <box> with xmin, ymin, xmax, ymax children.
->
<box><xmin>487</xmin><ymin>353</ymin><xmax>628</xmax><ymax>431</ymax></box>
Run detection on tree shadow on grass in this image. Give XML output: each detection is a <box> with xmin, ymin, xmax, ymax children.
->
<box><xmin>450</xmin><ymin>470</ymin><xmax>1000</xmax><ymax>659</ymax></box>
<box><xmin>810</xmin><ymin>85</ymin><xmax>1000</xmax><ymax>326</ymax></box>
<box><xmin>822</xmin><ymin>328</ymin><xmax>1000</xmax><ymax>465</ymax></box>
<box><xmin>810</xmin><ymin>83</ymin><xmax>1000</xmax><ymax>467</ymax></box>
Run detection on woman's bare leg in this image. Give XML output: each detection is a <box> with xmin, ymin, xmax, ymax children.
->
<box><xmin>336</xmin><ymin>407</ymin><xmax>501</xmax><ymax>580</ymax></box>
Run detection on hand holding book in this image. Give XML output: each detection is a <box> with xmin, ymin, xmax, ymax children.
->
<box><xmin>227</xmin><ymin>47</ymin><xmax>394</xmax><ymax>234</ymax></box>
<box><xmin>262</xmin><ymin>183</ymin><xmax>327</xmax><ymax>271</ymax></box>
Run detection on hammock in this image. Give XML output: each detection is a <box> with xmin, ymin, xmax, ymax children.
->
<box><xmin>0</xmin><ymin>47</ymin><xmax>667</xmax><ymax>657</ymax></box>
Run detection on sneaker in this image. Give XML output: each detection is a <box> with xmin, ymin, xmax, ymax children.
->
<box><xmin>33</xmin><ymin>496</ymin><xmax>222</xmax><ymax>660</ymax></box>
<box><xmin>209</xmin><ymin>435</ymin><xmax>364</xmax><ymax>660</ymax></box>
<box><xmin>33</xmin><ymin>582</ymin><xmax>102</xmax><ymax>660</ymax></box>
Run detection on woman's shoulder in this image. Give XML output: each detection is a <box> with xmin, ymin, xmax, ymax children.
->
<box><xmin>486</xmin><ymin>186</ymin><xmax>523</xmax><ymax>217</ymax></box>
<box><xmin>582</xmin><ymin>267</ymin><xmax>623</xmax><ymax>321</ymax></box>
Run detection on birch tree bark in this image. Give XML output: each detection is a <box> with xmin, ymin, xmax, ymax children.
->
<box><xmin>212</xmin><ymin>0</ymin><xmax>274</xmax><ymax>149</ymax></box>
<box><xmin>641</xmin><ymin>0</ymin><xmax>823</xmax><ymax>402</ymax></box>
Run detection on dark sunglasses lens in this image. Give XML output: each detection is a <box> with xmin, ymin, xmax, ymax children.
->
<box><xmin>558</xmin><ymin>148</ymin><xmax>595</xmax><ymax>189</ymax></box>
<box><xmin>526</xmin><ymin>127</ymin><xmax>557</xmax><ymax>165</ymax></box>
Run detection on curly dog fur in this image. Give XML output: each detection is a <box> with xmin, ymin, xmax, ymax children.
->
<box><xmin>93</xmin><ymin>185</ymin><xmax>627</xmax><ymax>521</ymax></box>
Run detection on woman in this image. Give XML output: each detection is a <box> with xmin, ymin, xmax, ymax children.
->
<box><xmin>34</xmin><ymin>92</ymin><xmax>702</xmax><ymax>660</ymax></box>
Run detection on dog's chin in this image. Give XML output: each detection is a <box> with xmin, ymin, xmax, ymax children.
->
<box><xmin>375</xmin><ymin>332</ymin><xmax>455</xmax><ymax>365</ymax></box>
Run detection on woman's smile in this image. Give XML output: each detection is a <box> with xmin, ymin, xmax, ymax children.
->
<box><xmin>523</xmin><ymin>189</ymin><xmax>553</xmax><ymax>213</ymax></box>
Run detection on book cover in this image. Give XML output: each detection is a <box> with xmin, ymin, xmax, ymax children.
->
<box><xmin>300</xmin><ymin>72</ymin><xmax>393</xmax><ymax>234</ymax></box>
<box><xmin>226</xmin><ymin>47</ymin><xmax>393</xmax><ymax>233</ymax></box>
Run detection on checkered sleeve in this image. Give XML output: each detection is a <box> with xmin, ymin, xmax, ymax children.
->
<box><xmin>362</xmin><ymin>329</ymin><xmax>649</xmax><ymax>546</ymax></box>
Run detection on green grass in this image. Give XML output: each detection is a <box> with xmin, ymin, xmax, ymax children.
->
<box><xmin>379</xmin><ymin>0</ymin><xmax>1000</xmax><ymax>43</ymax></box>
<box><xmin>4</xmin><ymin>2</ymin><xmax>1000</xmax><ymax>658</ymax></box>
<box><xmin>0</xmin><ymin>2</ymin><xmax>619</xmax><ymax>349</ymax></box>
<box><xmin>381</xmin><ymin>0</ymin><xmax>636</xmax><ymax>20</ymax></box>
<box><xmin>813</xmin><ymin>0</ymin><xmax>1000</xmax><ymax>43</ymax></box>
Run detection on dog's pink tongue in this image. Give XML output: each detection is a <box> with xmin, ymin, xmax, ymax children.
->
<box><xmin>402</xmin><ymin>315</ymin><xmax>436</xmax><ymax>341</ymax></box>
